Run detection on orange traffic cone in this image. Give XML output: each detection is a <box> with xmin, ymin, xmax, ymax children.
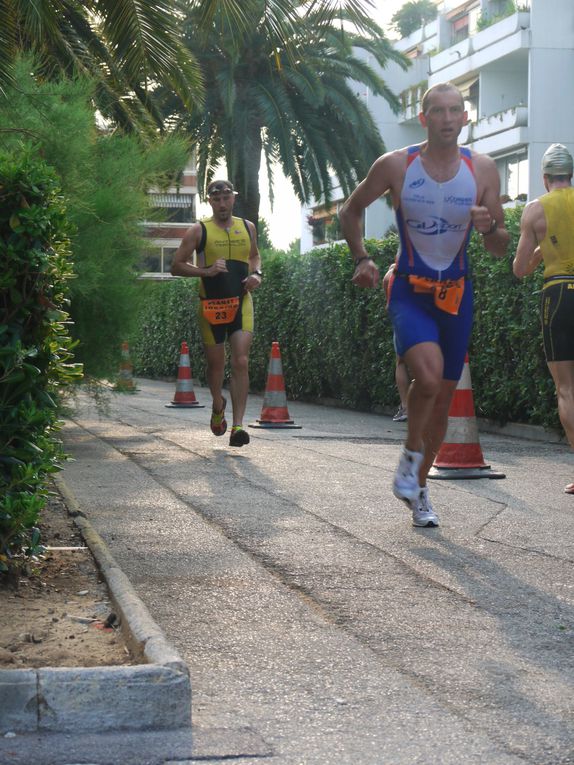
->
<box><xmin>428</xmin><ymin>354</ymin><xmax>505</xmax><ymax>480</ymax></box>
<box><xmin>165</xmin><ymin>342</ymin><xmax>204</xmax><ymax>408</ymax></box>
<box><xmin>114</xmin><ymin>341</ymin><xmax>137</xmax><ymax>392</ymax></box>
<box><xmin>250</xmin><ymin>341</ymin><xmax>301</xmax><ymax>429</ymax></box>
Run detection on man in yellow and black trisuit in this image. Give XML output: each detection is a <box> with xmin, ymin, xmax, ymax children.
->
<box><xmin>514</xmin><ymin>143</ymin><xmax>574</xmax><ymax>494</ymax></box>
<box><xmin>171</xmin><ymin>179</ymin><xmax>262</xmax><ymax>447</ymax></box>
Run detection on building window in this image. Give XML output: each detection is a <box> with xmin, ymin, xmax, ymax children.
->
<box><xmin>141</xmin><ymin>246</ymin><xmax>178</xmax><ymax>275</ymax></box>
<box><xmin>307</xmin><ymin>203</ymin><xmax>342</xmax><ymax>246</ymax></box>
<box><xmin>148</xmin><ymin>193</ymin><xmax>195</xmax><ymax>223</ymax></box>
<box><xmin>157</xmin><ymin>206</ymin><xmax>194</xmax><ymax>224</ymax></box>
<box><xmin>458</xmin><ymin>77</ymin><xmax>479</xmax><ymax>125</ymax></box>
<box><xmin>496</xmin><ymin>150</ymin><xmax>529</xmax><ymax>201</ymax></box>
<box><xmin>452</xmin><ymin>14</ymin><xmax>469</xmax><ymax>43</ymax></box>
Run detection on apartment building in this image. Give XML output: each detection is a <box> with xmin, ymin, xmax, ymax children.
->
<box><xmin>140</xmin><ymin>159</ymin><xmax>197</xmax><ymax>279</ymax></box>
<box><xmin>301</xmin><ymin>0</ymin><xmax>574</xmax><ymax>251</ymax></box>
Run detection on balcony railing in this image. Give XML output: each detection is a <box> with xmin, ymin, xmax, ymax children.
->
<box><xmin>430</xmin><ymin>11</ymin><xmax>530</xmax><ymax>74</ymax></box>
<box><xmin>471</xmin><ymin>105</ymin><xmax>528</xmax><ymax>141</ymax></box>
<box><xmin>472</xmin><ymin>11</ymin><xmax>531</xmax><ymax>53</ymax></box>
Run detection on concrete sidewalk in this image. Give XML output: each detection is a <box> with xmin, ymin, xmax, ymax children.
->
<box><xmin>2</xmin><ymin>378</ymin><xmax>573</xmax><ymax>765</ymax></box>
<box><xmin>0</xmin><ymin>476</ymin><xmax>192</xmax><ymax>743</ymax></box>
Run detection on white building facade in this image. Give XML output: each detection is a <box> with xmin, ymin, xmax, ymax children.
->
<box><xmin>301</xmin><ymin>0</ymin><xmax>574</xmax><ymax>251</ymax></box>
<box><xmin>141</xmin><ymin>159</ymin><xmax>197</xmax><ymax>279</ymax></box>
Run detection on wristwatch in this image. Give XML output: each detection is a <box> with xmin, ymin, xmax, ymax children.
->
<box><xmin>251</xmin><ymin>269</ymin><xmax>263</xmax><ymax>277</ymax></box>
<box><xmin>482</xmin><ymin>218</ymin><xmax>498</xmax><ymax>236</ymax></box>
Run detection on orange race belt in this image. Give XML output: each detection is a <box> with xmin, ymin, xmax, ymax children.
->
<box><xmin>408</xmin><ymin>275</ymin><xmax>465</xmax><ymax>315</ymax></box>
<box><xmin>201</xmin><ymin>297</ymin><xmax>240</xmax><ymax>325</ymax></box>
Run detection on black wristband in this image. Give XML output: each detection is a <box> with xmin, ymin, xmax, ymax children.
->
<box><xmin>354</xmin><ymin>256</ymin><xmax>373</xmax><ymax>266</ymax></box>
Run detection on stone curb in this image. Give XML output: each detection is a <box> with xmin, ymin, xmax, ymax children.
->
<box><xmin>0</xmin><ymin>475</ymin><xmax>191</xmax><ymax>735</ymax></box>
<box><xmin>478</xmin><ymin>418</ymin><xmax>566</xmax><ymax>444</ymax></box>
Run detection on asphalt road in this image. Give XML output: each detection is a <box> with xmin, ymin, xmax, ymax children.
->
<box><xmin>45</xmin><ymin>379</ymin><xmax>574</xmax><ymax>763</ymax></box>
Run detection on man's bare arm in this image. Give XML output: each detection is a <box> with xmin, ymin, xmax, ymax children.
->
<box><xmin>513</xmin><ymin>201</ymin><xmax>544</xmax><ymax>278</ymax></box>
<box><xmin>171</xmin><ymin>223</ymin><xmax>227</xmax><ymax>278</ymax></box>
<box><xmin>471</xmin><ymin>155</ymin><xmax>510</xmax><ymax>258</ymax></box>
<box><xmin>340</xmin><ymin>152</ymin><xmax>403</xmax><ymax>288</ymax></box>
<box><xmin>171</xmin><ymin>224</ymin><xmax>203</xmax><ymax>277</ymax></box>
<box><xmin>340</xmin><ymin>153</ymin><xmax>400</xmax><ymax>259</ymax></box>
<box><xmin>243</xmin><ymin>220</ymin><xmax>262</xmax><ymax>293</ymax></box>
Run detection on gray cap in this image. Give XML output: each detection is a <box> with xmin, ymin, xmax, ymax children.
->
<box><xmin>542</xmin><ymin>143</ymin><xmax>573</xmax><ymax>175</ymax></box>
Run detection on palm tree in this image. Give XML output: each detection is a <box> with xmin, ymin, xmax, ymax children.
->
<box><xmin>0</xmin><ymin>0</ymin><xmax>384</xmax><ymax>133</ymax></box>
<box><xmin>164</xmin><ymin>1</ymin><xmax>408</xmax><ymax>228</ymax></box>
<box><xmin>0</xmin><ymin>0</ymin><xmax>203</xmax><ymax>131</ymax></box>
<box><xmin>190</xmin><ymin>0</ymin><xmax>388</xmax><ymax>42</ymax></box>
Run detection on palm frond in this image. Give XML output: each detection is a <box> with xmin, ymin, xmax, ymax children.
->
<box><xmin>0</xmin><ymin>0</ymin><xmax>17</xmax><ymax>96</ymax></box>
<box><xmin>94</xmin><ymin>0</ymin><xmax>203</xmax><ymax>109</ymax></box>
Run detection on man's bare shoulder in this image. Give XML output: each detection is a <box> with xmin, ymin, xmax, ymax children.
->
<box><xmin>468</xmin><ymin>149</ymin><xmax>497</xmax><ymax>174</ymax></box>
<box><xmin>377</xmin><ymin>146</ymin><xmax>410</xmax><ymax>168</ymax></box>
<box><xmin>369</xmin><ymin>146</ymin><xmax>411</xmax><ymax>185</ymax></box>
<box><xmin>240</xmin><ymin>217</ymin><xmax>256</xmax><ymax>231</ymax></box>
<box><xmin>522</xmin><ymin>197</ymin><xmax>544</xmax><ymax>220</ymax></box>
<box><xmin>182</xmin><ymin>221</ymin><xmax>203</xmax><ymax>239</ymax></box>
<box><xmin>176</xmin><ymin>221</ymin><xmax>203</xmax><ymax>251</ymax></box>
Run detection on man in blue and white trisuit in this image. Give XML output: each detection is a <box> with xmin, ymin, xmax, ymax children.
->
<box><xmin>340</xmin><ymin>83</ymin><xmax>509</xmax><ymax>527</ymax></box>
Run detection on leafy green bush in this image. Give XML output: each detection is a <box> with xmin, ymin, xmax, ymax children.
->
<box><xmin>0</xmin><ymin>57</ymin><xmax>189</xmax><ymax>377</ymax></box>
<box><xmin>132</xmin><ymin>209</ymin><xmax>560</xmax><ymax>430</ymax></box>
<box><xmin>131</xmin><ymin>279</ymin><xmax>206</xmax><ymax>381</ymax></box>
<box><xmin>0</xmin><ymin>152</ymin><xmax>82</xmax><ymax>576</ymax></box>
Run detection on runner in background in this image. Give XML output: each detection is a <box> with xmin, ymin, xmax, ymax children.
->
<box><xmin>171</xmin><ymin>180</ymin><xmax>262</xmax><ymax>447</ymax></box>
<box><xmin>513</xmin><ymin>143</ymin><xmax>574</xmax><ymax>494</ymax></box>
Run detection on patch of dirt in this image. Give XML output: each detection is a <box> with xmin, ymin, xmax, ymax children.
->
<box><xmin>0</xmin><ymin>489</ymin><xmax>136</xmax><ymax>669</ymax></box>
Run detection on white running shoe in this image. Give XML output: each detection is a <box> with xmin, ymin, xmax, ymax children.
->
<box><xmin>393</xmin><ymin>447</ymin><xmax>423</xmax><ymax>502</ymax></box>
<box><xmin>412</xmin><ymin>486</ymin><xmax>439</xmax><ymax>528</ymax></box>
<box><xmin>392</xmin><ymin>406</ymin><xmax>408</xmax><ymax>422</ymax></box>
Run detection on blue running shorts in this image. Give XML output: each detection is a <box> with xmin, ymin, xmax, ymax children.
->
<box><xmin>388</xmin><ymin>276</ymin><xmax>473</xmax><ymax>381</ymax></box>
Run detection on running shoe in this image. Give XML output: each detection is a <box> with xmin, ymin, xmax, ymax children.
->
<box><xmin>210</xmin><ymin>396</ymin><xmax>227</xmax><ymax>436</ymax></box>
<box><xmin>392</xmin><ymin>447</ymin><xmax>423</xmax><ymax>502</ymax></box>
<box><xmin>412</xmin><ymin>486</ymin><xmax>439</xmax><ymax>527</ymax></box>
<box><xmin>229</xmin><ymin>426</ymin><xmax>250</xmax><ymax>447</ymax></box>
<box><xmin>392</xmin><ymin>406</ymin><xmax>408</xmax><ymax>422</ymax></box>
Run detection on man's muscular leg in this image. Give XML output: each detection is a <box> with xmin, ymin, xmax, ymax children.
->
<box><xmin>547</xmin><ymin>360</ymin><xmax>574</xmax><ymax>449</ymax></box>
<box><xmin>402</xmin><ymin>342</ymin><xmax>459</xmax><ymax>483</ymax></box>
<box><xmin>205</xmin><ymin>343</ymin><xmax>226</xmax><ymax>412</ymax></box>
<box><xmin>419</xmin><ymin>378</ymin><xmax>459</xmax><ymax>482</ymax></box>
<box><xmin>547</xmin><ymin>360</ymin><xmax>574</xmax><ymax>493</ymax></box>
<box><xmin>229</xmin><ymin>330</ymin><xmax>252</xmax><ymax>428</ymax></box>
<box><xmin>393</xmin><ymin>342</ymin><xmax>443</xmax><ymax>504</ymax></box>
<box><xmin>403</xmin><ymin>342</ymin><xmax>444</xmax><ymax>454</ymax></box>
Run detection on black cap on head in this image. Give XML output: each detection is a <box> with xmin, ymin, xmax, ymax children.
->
<box><xmin>207</xmin><ymin>180</ymin><xmax>237</xmax><ymax>196</ymax></box>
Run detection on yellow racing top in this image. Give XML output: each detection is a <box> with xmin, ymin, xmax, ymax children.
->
<box><xmin>539</xmin><ymin>187</ymin><xmax>574</xmax><ymax>282</ymax></box>
<box><xmin>199</xmin><ymin>217</ymin><xmax>251</xmax><ymax>300</ymax></box>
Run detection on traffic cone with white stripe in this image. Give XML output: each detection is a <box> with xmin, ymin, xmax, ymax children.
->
<box><xmin>250</xmin><ymin>341</ymin><xmax>301</xmax><ymax>429</ymax></box>
<box><xmin>114</xmin><ymin>341</ymin><xmax>138</xmax><ymax>393</ymax></box>
<box><xmin>428</xmin><ymin>354</ymin><xmax>505</xmax><ymax>480</ymax></box>
<box><xmin>165</xmin><ymin>341</ymin><xmax>204</xmax><ymax>408</ymax></box>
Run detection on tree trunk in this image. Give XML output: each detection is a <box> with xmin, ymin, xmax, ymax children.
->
<box><xmin>228</xmin><ymin>124</ymin><xmax>262</xmax><ymax>232</ymax></box>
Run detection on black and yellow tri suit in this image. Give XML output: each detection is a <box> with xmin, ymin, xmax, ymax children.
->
<box><xmin>539</xmin><ymin>187</ymin><xmax>574</xmax><ymax>361</ymax></box>
<box><xmin>198</xmin><ymin>216</ymin><xmax>254</xmax><ymax>346</ymax></box>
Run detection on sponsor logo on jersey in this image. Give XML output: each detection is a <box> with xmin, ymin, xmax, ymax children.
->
<box><xmin>409</xmin><ymin>178</ymin><xmax>425</xmax><ymax>189</ymax></box>
<box><xmin>406</xmin><ymin>216</ymin><xmax>465</xmax><ymax>235</ymax></box>
<box><xmin>443</xmin><ymin>195</ymin><xmax>474</xmax><ymax>206</ymax></box>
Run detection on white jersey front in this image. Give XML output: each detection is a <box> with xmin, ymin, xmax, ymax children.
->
<box><xmin>396</xmin><ymin>146</ymin><xmax>477</xmax><ymax>279</ymax></box>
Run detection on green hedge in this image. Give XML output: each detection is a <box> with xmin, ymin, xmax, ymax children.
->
<box><xmin>0</xmin><ymin>152</ymin><xmax>82</xmax><ymax>576</ymax></box>
<box><xmin>131</xmin><ymin>207</ymin><xmax>558</xmax><ymax>430</ymax></box>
